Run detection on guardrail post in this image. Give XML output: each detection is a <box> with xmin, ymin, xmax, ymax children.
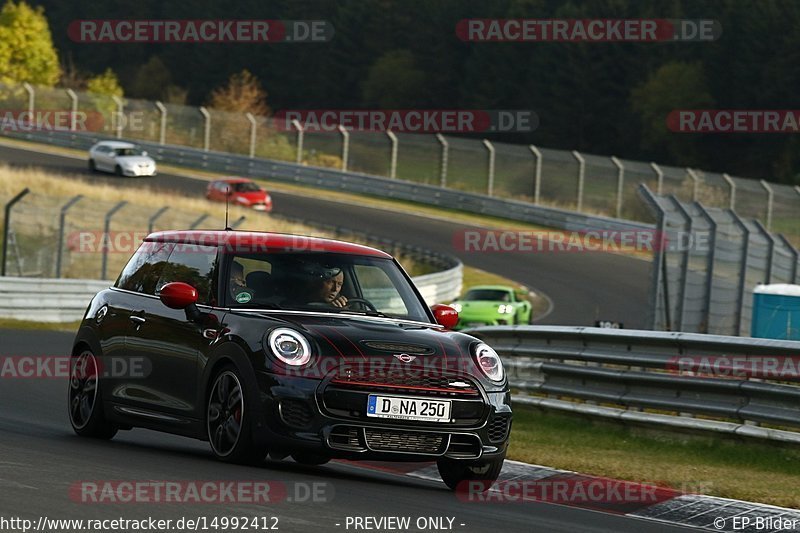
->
<box><xmin>611</xmin><ymin>156</ymin><xmax>625</xmax><ymax>219</ymax></box>
<box><xmin>650</xmin><ymin>162</ymin><xmax>663</xmax><ymax>195</ymax></box>
<box><xmin>246</xmin><ymin>113</ymin><xmax>257</xmax><ymax>158</ymax></box>
<box><xmin>722</xmin><ymin>173</ymin><xmax>736</xmax><ymax>210</ymax></box>
<box><xmin>22</xmin><ymin>82</ymin><xmax>34</xmax><ymax>118</ymax></box>
<box><xmin>148</xmin><ymin>206</ymin><xmax>170</xmax><ymax>233</ymax></box>
<box><xmin>529</xmin><ymin>145</ymin><xmax>542</xmax><ymax>204</ymax></box>
<box><xmin>338</xmin><ymin>125</ymin><xmax>350</xmax><ymax>171</ymax></box>
<box><xmin>483</xmin><ymin>139</ymin><xmax>495</xmax><ymax>196</ymax></box>
<box><xmin>292</xmin><ymin>119</ymin><xmax>304</xmax><ymax>164</ymax></box>
<box><xmin>729</xmin><ymin>210</ymin><xmax>750</xmax><ymax>336</ymax></box>
<box><xmin>436</xmin><ymin>134</ymin><xmax>448</xmax><ymax>188</ymax></box>
<box><xmin>2</xmin><ymin>188</ymin><xmax>30</xmax><ymax>277</ymax></box>
<box><xmin>55</xmin><ymin>194</ymin><xmax>83</xmax><ymax>278</ymax></box>
<box><xmin>686</xmin><ymin>168</ymin><xmax>701</xmax><ymax>201</ymax></box>
<box><xmin>155</xmin><ymin>101</ymin><xmax>167</xmax><ymax>146</ymax></box>
<box><xmin>752</xmin><ymin>219</ymin><xmax>775</xmax><ymax>283</ymax></box>
<box><xmin>695</xmin><ymin>203</ymin><xmax>717</xmax><ymax>334</ymax></box>
<box><xmin>190</xmin><ymin>214</ymin><xmax>210</xmax><ymax>229</ymax></box>
<box><xmin>572</xmin><ymin>150</ymin><xmax>585</xmax><ymax>212</ymax></box>
<box><xmin>65</xmin><ymin>89</ymin><xmax>78</xmax><ymax>131</ymax></box>
<box><xmin>101</xmin><ymin>201</ymin><xmax>128</xmax><ymax>280</ymax></box>
<box><xmin>387</xmin><ymin>130</ymin><xmax>398</xmax><ymax>179</ymax></box>
<box><xmin>230</xmin><ymin>216</ymin><xmax>246</xmax><ymax>229</ymax></box>
<box><xmin>199</xmin><ymin>106</ymin><xmax>211</xmax><ymax>152</ymax></box>
<box><xmin>759</xmin><ymin>180</ymin><xmax>774</xmax><ymax>231</ymax></box>
<box><xmin>112</xmin><ymin>96</ymin><xmax>124</xmax><ymax>138</ymax></box>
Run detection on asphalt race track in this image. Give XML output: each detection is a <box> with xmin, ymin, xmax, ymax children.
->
<box><xmin>0</xmin><ymin>329</ymin><xmax>697</xmax><ymax>532</ymax></box>
<box><xmin>0</xmin><ymin>142</ymin><xmax>652</xmax><ymax>328</ymax></box>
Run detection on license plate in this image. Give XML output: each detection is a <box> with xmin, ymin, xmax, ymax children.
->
<box><xmin>367</xmin><ymin>395</ymin><xmax>451</xmax><ymax>422</ymax></box>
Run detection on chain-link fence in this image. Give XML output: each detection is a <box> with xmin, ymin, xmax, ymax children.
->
<box><xmin>1</xmin><ymin>81</ymin><xmax>798</xmax><ymax>244</ymax></box>
<box><xmin>642</xmin><ymin>185</ymin><xmax>800</xmax><ymax>336</ymax></box>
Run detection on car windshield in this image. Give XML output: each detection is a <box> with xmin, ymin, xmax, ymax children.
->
<box><xmin>225</xmin><ymin>251</ymin><xmax>431</xmax><ymax>322</ymax></box>
<box><xmin>232</xmin><ymin>182</ymin><xmax>260</xmax><ymax>193</ymax></box>
<box><xmin>462</xmin><ymin>289</ymin><xmax>511</xmax><ymax>302</ymax></box>
<box><xmin>114</xmin><ymin>147</ymin><xmax>145</xmax><ymax>156</ymax></box>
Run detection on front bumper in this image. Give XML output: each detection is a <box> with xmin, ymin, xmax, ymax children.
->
<box><xmin>252</xmin><ymin>370</ymin><xmax>511</xmax><ymax>461</ymax></box>
<box><xmin>122</xmin><ymin>166</ymin><xmax>157</xmax><ymax>177</ymax></box>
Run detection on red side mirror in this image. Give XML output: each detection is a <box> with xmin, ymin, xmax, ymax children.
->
<box><xmin>431</xmin><ymin>304</ymin><xmax>459</xmax><ymax>329</ymax></box>
<box><xmin>159</xmin><ymin>282</ymin><xmax>198</xmax><ymax>309</ymax></box>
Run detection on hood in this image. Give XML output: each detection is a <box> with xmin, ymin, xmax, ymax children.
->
<box><xmin>234</xmin><ymin>191</ymin><xmax>268</xmax><ymax>202</ymax></box>
<box><xmin>116</xmin><ymin>155</ymin><xmax>154</xmax><ymax>166</ymax></box>
<box><xmin>456</xmin><ymin>301</ymin><xmax>505</xmax><ymax>314</ymax></box>
<box><xmin>237</xmin><ymin>310</ymin><xmax>477</xmax><ymax>361</ymax></box>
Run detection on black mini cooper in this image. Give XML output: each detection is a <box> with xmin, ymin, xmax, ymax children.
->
<box><xmin>68</xmin><ymin>230</ymin><xmax>511</xmax><ymax>490</ymax></box>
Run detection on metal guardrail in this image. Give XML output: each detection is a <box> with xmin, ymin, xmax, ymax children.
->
<box><xmin>468</xmin><ymin>326</ymin><xmax>800</xmax><ymax>444</ymax></box>
<box><xmin>1</xmin><ymin>128</ymin><xmax>654</xmax><ymax>235</ymax></box>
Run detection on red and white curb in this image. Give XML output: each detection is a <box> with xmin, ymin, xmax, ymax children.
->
<box><xmin>335</xmin><ymin>460</ymin><xmax>800</xmax><ymax>532</ymax></box>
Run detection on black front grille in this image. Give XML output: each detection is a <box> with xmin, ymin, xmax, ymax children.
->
<box><xmin>329</xmin><ymin>426</ymin><xmax>363</xmax><ymax>451</ymax></box>
<box><xmin>364</xmin><ymin>428</ymin><xmax>447</xmax><ymax>454</ymax></box>
<box><xmin>487</xmin><ymin>415</ymin><xmax>511</xmax><ymax>443</ymax></box>
<box><xmin>330</xmin><ymin>366</ymin><xmax>480</xmax><ymax>397</ymax></box>
<box><xmin>279</xmin><ymin>399</ymin><xmax>314</xmax><ymax>429</ymax></box>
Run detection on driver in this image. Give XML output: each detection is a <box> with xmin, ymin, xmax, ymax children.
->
<box><xmin>304</xmin><ymin>264</ymin><xmax>348</xmax><ymax>308</ymax></box>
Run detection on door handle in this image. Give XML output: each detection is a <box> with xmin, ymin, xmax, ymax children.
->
<box><xmin>130</xmin><ymin>315</ymin><xmax>146</xmax><ymax>324</ymax></box>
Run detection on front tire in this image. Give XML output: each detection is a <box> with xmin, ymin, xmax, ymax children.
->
<box><xmin>88</xmin><ymin>159</ymin><xmax>97</xmax><ymax>172</ymax></box>
<box><xmin>68</xmin><ymin>349</ymin><xmax>117</xmax><ymax>439</ymax></box>
<box><xmin>207</xmin><ymin>365</ymin><xmax>263</xmax><ymax>465</ymax></box>
<box><xmin>437</xmin><ymin>453</ymin><xmax>505</xmax><ymax>492</ymax></box>
<box><xmin>114</xmin><ymin>165</ymin><xmax>123</xmax><ymax>176</ymax></box>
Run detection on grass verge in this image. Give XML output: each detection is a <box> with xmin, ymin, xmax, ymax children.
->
<box><xmin>509</xmin><ymin>405</ymin><xmax>800</xmax><ymax>508</ymax></box>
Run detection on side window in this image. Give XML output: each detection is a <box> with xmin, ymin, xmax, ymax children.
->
<box><xmin>156</xmin><ymin>244</ymin><xmax>219</xmax><ymax>305</ymax></box>
<box><xmin>115</xmin><ymin>241</ymin><xmax>175</xmax><ymax>295</ymax></box>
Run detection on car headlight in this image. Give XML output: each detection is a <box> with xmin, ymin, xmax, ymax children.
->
<box><xmin>498</xmin><ymin>304</ymin><xmax>514</xmax><ymax>314</ymax></box>
<box><xmin>472</xmin><ymin>342</ymin><xmax>505</xmax><ymax>382</ymax></box>
<box><xmin>452</xmin><ymin>303</ymin><xmax>462</xmax><ymax>313</ymax></box>
<box><xmin>267</xmin><ymin>328</ymin><xmax>311</xmax><ymax>366</ymax></box>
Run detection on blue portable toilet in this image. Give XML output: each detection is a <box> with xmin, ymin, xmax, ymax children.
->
<box><xmin>751</xmin><ymin>284</ymin><xmax>800</xmax><ymax>340</ymax></box>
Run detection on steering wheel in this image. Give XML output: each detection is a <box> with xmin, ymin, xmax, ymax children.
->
<box><xmin>344</xmin><ymin>297</ymin><xmax>378</xmax><ymax>313</ymax></box>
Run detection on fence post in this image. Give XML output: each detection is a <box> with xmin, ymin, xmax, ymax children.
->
<box><xmin>572</xmin><ymin>150</ymin><xmax>585</xmax><ymax>212</ymax></box>
<box><xmin>65</xmin><ymin>89</ymin><xmax>78</xmax><ymax>131</ymax></box>
<box><xmin>651</xmin><ymin>162</ymin><xmax>664</xmax><ymax>195</ymax></box>
<box><xmin>338</xmin><ymin>125</ymin><xmax>350</xmax><ymax>171</ymax></box>
<box><xmin>246</xmin><ymin>113</ymin><xmax>257</xmax><ymax>158</ymax></box>
<box><xmin>529</xmin><ymin>145</ymin><xmax>542</xmax><ymax>204</ymax></box>
<box><xmin>387</xmin><ymin>130</ymin><xmax>398</xmax><ymax>179</ymax></box>
<box><xmin>722</xmin><ymin>173</ymin><xmax>736</xmax><ymax>210</ymax></box>
<box><xmin>148</xmin><ymin>206</ymin><xmax>170</xmax><ymax>233</ymax></box>
<box><xmin>112</xmin><ymin>96</ymin><xmax>124</xmax><ymax>138</ymax></box>
<box><xmin>759</xmin><ymin>180</ymin><xmax>774</xmax><ymax>231</ymax></box>
<box><xmin>695</xmin><ymin>203</ymin><xmax>717</xmax><ymax>334</ymax></box>
<box><xmin>22</xmin><ymin>82</ymin><xmax>34</xmax><ymax>118</ymax></box>
<box><xmin>199</xmin><ymin>106</ymin><xmax>211</xmax><ymax>152</ymax></box>
<box><xmin>292</xmin><ymin>119</ymin><xmax>304</xmax><ymax>164</ymax></box>
<box><xmin>752</xmin><ymin>219</ymin><xmax>775</xmax><ymax>283</ymax></box>
<box><xmin>638</xmin><ymin>185</ymin><xmax>668</xmax><ymax>330</ymax></box>
<box><xmin>190</xmin><ymin>214</ymin><xmax>210</xmax><ymax>229</ymax></box>
<box><xmin>729</xmin><ymin>210</ymin><xmax>750</xmax><ymax>336</ymax></box>
<box><xmin>2</xmin><ymin>188</ymin><xmax>30</xmax><ymax>277</ymax></box>
<box><xmin>611</xmin><ymin>156</ymin><xmax>625</xmax><ymax>218</ymax></box>
<box><xmin>101</xmin><ymin>201</ymin><xmax>128</xmax><ymax>280</ymax></box>
<box><xmin>777</xmin><ymin>234</ymin><xmax>799</xmax><ymax>284</ymax></box>
<box><xmin>436</xmin><ymin>133</ymin><xmax>448</xmax><ymax>188</ymax></box>
<box><xmin>55</xmin><ymin>195</ymin><xmax>83</xmax><ymax>278</ymax></box>
<box><xmin>155</xmin><ymin>101</ymin><xmax>167</xmax><ymax>145</ymax></box>
<box><xmin>668</xmin><ymin>196</ymin><xmax>692</xmax><ymax>332</ymax></box>
<box><xmin>483</xmin><ymin>139</ymin><xmax>495</xmax><ymax>196</ymax></box>
<box><xmin>686</xmin><ymin>168</ymin><xmax>700</xmax><ymax>201</ymax></box>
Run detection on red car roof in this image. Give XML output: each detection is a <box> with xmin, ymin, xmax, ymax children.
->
<box><xmin>145</xmin><ymin>230</ymin><xmax>392</xmax><ymax>258</ymax></box>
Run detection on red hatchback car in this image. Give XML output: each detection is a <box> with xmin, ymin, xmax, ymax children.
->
<box><xmin>206</xmin><ymin>178</ymin><xmax>273</xmax><ymax>212</ymax></box>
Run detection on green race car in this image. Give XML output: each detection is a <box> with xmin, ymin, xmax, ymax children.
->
<box><xmin>451</xmin><ymin>285</ymin><xmax>532</xmax><ymax>329</ymax></box>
